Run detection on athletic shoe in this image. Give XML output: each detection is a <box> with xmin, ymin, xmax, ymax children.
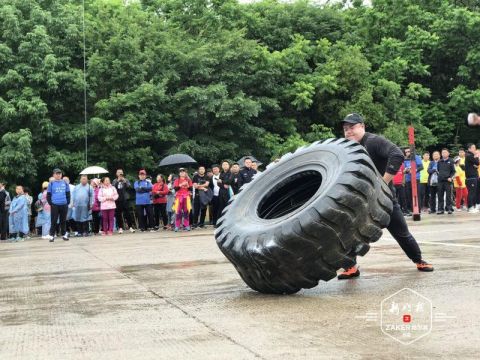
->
<box><xmin>48</xmin><ymin>235</ymin><xmax>54</xmax><ymax>243</ymax></box>
<box><xmin>129</xmin><ymin>228</ymin><xmax>136</xmax><ymax>233</ymax></box>
<box><xmin>436</xmin><ymin>211</ymin><xmax>444</xmax><ymax>215</ymax></box>
<box><xmin>468</xmin><ymin>207</ymin><xmax>479</xmax><ymax>213</ymax></box>
<box><xmin>118</xmin><ymin>228</ymin><xmax>123</xmax><ymax>234</ymax></box>
<box><xmin>416</xmin><ymin>260</ymin><xmax>434</xmax><ymax>272</ymax></box>
<box><xmin>455</xmin><ymin>208</ymin><xmax>462</xmax><ymax>212</ymax></box>
<box><xmin>337</xmin><ymin>266</ymin><xmax>360</xmax><ymax>280</ymax></box>
<box><xmin>149</xmin><ymin>229</ymin><xmax>156</xmax><ymax>233</ymax></box>
<box><xmin>185</xmin><ymin>226</ymin><xmax>191</xmax><ymax>231</ymax></box>
<box><xmin>447</xmin><ymin>210</ymin><xmax>453</xmax><ymax>215</ymax></box>
<box><xmin>174</xmin><ymin>227</ymin><xmax>179</xmax><ymax>232</ymax></box>
<box><xmin>63</xmin><ymin>234</ymin><xmax>69</xmax><ymax>241</ymax></box>
<box><xmin>108</xmin><ymin>231</ymin><xmax>113</xmax><ymax>236</ymax></box>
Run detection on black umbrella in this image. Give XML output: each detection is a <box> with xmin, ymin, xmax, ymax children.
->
<box><xmin>158</xmin><ymin>154</ymin><xmax>197</xmax><ymax>167</ymax></box>
<box><xmin>237</xmin><ymin>156</ymin><xmax>262</xmax><ymax>168</ymax></box>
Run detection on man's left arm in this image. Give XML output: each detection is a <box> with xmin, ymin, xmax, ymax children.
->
<box><xmin>375</xmin><ymin>137</ymin><xmax>404</xmax><ymax>184</ymax></box>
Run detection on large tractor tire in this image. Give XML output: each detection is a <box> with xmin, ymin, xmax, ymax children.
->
<box><xmin>214</xmin><ymin>138</ymin><xmax>394</xmax><ymax>294</ymax></box>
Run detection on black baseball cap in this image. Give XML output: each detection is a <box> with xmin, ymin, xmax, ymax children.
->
<box><xmin>52</xmin><ymin>168</ymin><xmax>62</xmax><ymax>174</ymax></box>
<box><xmin>341</xmin><ymin>113</ymin><xmax>364</xmax><ymax>125</ymax></box>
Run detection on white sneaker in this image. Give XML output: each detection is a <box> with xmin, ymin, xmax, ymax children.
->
<box><xmin>455</xmin><ymin>208</ymin><xmax>462</xmax><ymax>212</ymax></box>
<box><xmin>118</xmin><ymin>228</ymin><xmax>123</xmax><ymax>234</ymax></box>
<box><xmin>468</xmin><ymin>207</ymin><xmax>479</xmax><ymax>213</ymax></box>
<box><xmin>129</xmin><ymin>228</ymin><xmax>135</xmax><ymax>233</ymax></box>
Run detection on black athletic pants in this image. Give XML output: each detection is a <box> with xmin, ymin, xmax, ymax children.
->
<box><xmin>350</xmin><ymin>200</ymin><xmax>422</xmax><ymax>265</ymax></box>
<box><xmin>437</xmin><ymin>181</ymin><xmax>453</xmax><ymax>212</ymax></box>
<box><xmin>154</xmin><ymin>203</ymin><xmax>168</xmax><ymax>228</ymax></box>
<box><xmin>193</xmin><ymin>196</ymin><xmax>207</xmax><ymax>226</ymax></box>
<box><xmin>466</xmin><ymin>178</ymin><xmax>477</xmax><ymax>208</ymax></box>
<box><xmin>136</xmin><ymin>204</ymin><xmax>154</xmax><ymax>231</ymax></box>
<box><xmin>394</xmin><ymin>185</ymin><xmax>407</xmax><ymax>212</ymax></box>
<box><xmin>0</xmin><ymin>211</ymin><xmax>8</xmax><ymax>240</ymax></box>
<box><xmin>49</xmin><ymin>204</ymin><xmax>68</xmax><ymax>237</ymax></box>
<box><xmin>211</xmin><ymin>196</ymin><xmax>220</xmax><ymax>226</ymax></box>
<box><xmin>116</xmin><ymin>202</ymin><xmax>134</xmax><ymax>230</ymax></box>
<box><xmin>92</xmin><ymin>211</ymin><xmax>101</xmax><ymax>233</ymax></box>
<box><xmin>419</xmin><ymin>183</ymin><xmax>429</xmax><ymax>209</ymax></box>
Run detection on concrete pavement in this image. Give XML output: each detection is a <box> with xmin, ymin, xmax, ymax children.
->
<box><xmin>0</xmin><ymin>212</ymin><xmax>479</xmax><ymax>359</ymax></box>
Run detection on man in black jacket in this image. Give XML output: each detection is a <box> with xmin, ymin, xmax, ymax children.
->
<box><xmin>464</xmin><ymin>143</ymin><xmax>480</xmax><ymax>213</ymax></box>
<box><xmin>239</xmin><ymin>157</ymin><xmax>257</xmax><ymax>185</ymax></box>
<box><xmin>112</xmin><ymin>169</ymin><xmax>135</xmax><ymax>233</ymax></box>
<box><xmin>338</xmin><ymin>113</ymin><xmax>433</xmax><ymax>279</ymax></box>
<box><xmin>436</xmin><ymin>148</ymin><xmax>456</xmax><ymax>215</ymax></box>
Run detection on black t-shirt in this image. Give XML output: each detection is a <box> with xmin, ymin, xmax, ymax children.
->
<box><xmin>359</xmin><ymin>132</ymin><xmax>404</xmax><ymax>176</ymax></box>
<box><xmin>192</xmin><ymin>174</ymin><xmax>210</xmax><ymax>196</ymax></box>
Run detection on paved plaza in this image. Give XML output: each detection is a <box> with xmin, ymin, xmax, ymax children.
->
<box><xmin>0</xmin><ymin>212</ymin><xmax>479</xmax><ymax>359</ymax></box>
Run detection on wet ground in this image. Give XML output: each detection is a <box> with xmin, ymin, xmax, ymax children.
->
<box><xmin>0</xmin><ymin>212</ymin><xmax>479</xmax><ymax>359</ymax></box>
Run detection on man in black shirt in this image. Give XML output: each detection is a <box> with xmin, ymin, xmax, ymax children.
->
<box><xmin>465</xmin><ymin>143</ymin><xmax>480</xmax><ymax>212</ymax></box>
<box><xmin>436</xmin><ymin>149</ymin><xmax>456</xmax><ymax>215</ymax></box>
<box><xmin>192</xmin><ymin>166</ymin><xmax>210</xmax><ymax>228</ymax></box>
<box><xmin>338</xmin><ymin>113</ymin><xmax>433</xmax><ymax>279</ymax></box>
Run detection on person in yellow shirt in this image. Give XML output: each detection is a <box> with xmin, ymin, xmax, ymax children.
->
<box><xmin>419</xmin><ymin>151</ymin><xmax>430</xmax><ymax>211</ymax></box>
<box><xmin>454</xmin><ymin>156</ymin><xmax>468</xmax><ymax>210</ymax></box>
<box><xmin>459</xmin><ymin>148</ymin><xmax>466</xmax><ymax>166</ymax></box>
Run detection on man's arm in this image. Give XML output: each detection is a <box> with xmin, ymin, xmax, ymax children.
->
<box><xmin>373</xmin><ymin>136</ymin><xmax>404</xmax><ymax>183</ymax></box>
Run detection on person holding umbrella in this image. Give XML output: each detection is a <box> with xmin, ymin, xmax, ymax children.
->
<box><xmin>173</xmin><ymin>168</ymin><xmax>193</xmax><ymax>232</ymax></box>
<box><xmin>134</xmin><ymin>169</ymin><xmax>155</xmax><ymax>232</ymax></box>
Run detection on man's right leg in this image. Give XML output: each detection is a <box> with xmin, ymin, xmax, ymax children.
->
<box><xmin>0</xmin><ymin>212</ymin><xmax>8</xmax><ymax>240</ymax></box>
<box><xmin>437</xmin><ymin>182</ymin><xmax>446</xmax><ymax>213</ymax></box>
<box><xmin>193</xmin><ymin>197</ymin><xmax>200</xmax><ymax>226</ymax></box>
<box><xmin>136</xmin><ymin>205</ymin><xmax>145</xmax><ymax>231</ymax></box>
<box><xmin>49</xmin><ymin>205</ymin><xmax>59</xmax><ymax>238</ymax></box>
<box><xmin>59</xmin><ymin>205</ymin><xmax>68</xmax><ymax>239</ymax></box>
<box><xmin>115</xmin><ymin>205</ymin><xmax>125</xmax><ymax>230</ymax></box>
<box><xmin>211</xmin><ymin>196</ymin><xmax>219</xmax><ymax>226</ymax></box>
<box><xmin>467</xmin><ymin>178</ymin><xmax>478</xmax><ymax>211</ymax></box>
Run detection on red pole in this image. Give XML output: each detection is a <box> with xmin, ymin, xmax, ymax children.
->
<box><xmin>408</xmin><ymin>126</ymin><xmax>421</xmax><ymax>221</ymax></box>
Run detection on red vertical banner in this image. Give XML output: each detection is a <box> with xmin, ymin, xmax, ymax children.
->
<box><xmin>408</xmin><ymin>126</ymin><xmax>421</xmax><ymax>221</ymax></box>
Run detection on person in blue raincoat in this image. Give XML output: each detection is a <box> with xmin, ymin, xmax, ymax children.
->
<box><xmin>72</xmin><ymin>175</ymin><xmax>94</xmax><ymax>237</ymax></box>
<box><xmin>8</xmin><ymin>185</ymin><xmax>29</xmax><ymax>241</ymax></box>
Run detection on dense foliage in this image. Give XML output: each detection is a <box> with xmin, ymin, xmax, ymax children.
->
<box><xmin>1</xmin><ymin>0</ymin><xmax>479</xmax><ymax>189</ymax></box>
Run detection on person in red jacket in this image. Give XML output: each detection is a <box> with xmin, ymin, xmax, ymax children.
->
<box><xmin>392</xmin><ymin>163</ymin><xmax>409</xmax><ymax>215</ymax></box>
<box><xmin>152</xmin><ymin>174</ymin><xmax>169</xmax><ymax>230</ymax></box>
<box><xmin>173</xmin><ymin>168</ymin><xmax>193</xmax><ymax>232</ymax></box>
